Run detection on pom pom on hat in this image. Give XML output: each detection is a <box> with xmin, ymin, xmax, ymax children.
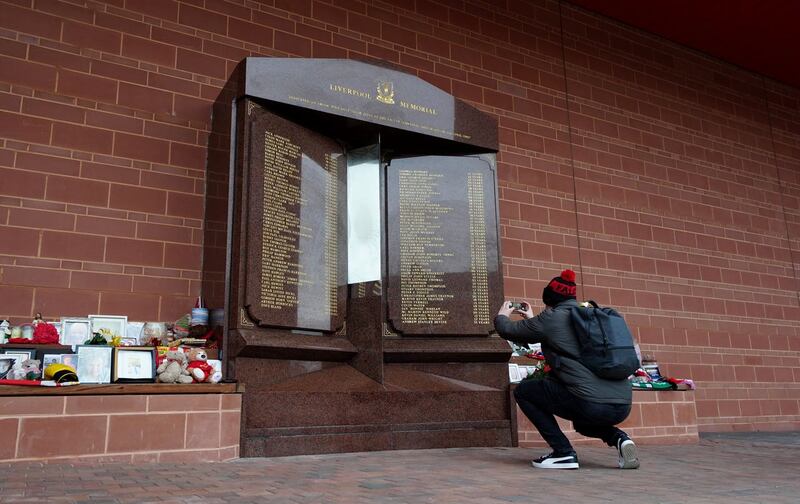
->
<box><xmin>560</xmin><ymin>269</ymin><xmax>576</xmax><ymax>283</ymax></box>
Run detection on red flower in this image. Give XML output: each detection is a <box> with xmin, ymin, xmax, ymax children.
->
<box><xmin>525</xmin><ymin>351</ymin><xmax>546</xmax><ymax>361</ymax></box>
<box><xmin>32</xmin><ymin>322</ymin><xmax>60</xmax><ymax>344</ymax></box>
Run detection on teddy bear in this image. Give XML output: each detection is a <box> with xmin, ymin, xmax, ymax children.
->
<box><xmin>186</xmin><ymin>348</ymin><xmax>221</xmax><ymax>383</ymax></box>
<box><xmin>8</xmin><ymin>359</ymin><xmax>41</xmax><ymax>380</ymax></box>
<box><xmin>156</xmin><ymin>350</ymin><xmax>193</xmax><ymax>384</ymax></box>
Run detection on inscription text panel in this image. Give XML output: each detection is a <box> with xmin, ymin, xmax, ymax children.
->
<box><xmin>386</xmin><ymin>156</ymin><xmax>501</xmax><ymax>335</ymax></box>
<box><xmin>243</xmin><ymin>103</ymin><xmax>346</xmax><ymax>331</ymax></box>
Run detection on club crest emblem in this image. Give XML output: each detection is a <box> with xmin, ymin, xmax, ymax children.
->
<box><xmin>376</xmin><ymin>80</ymin><xmax>395</xmax><ymax>104</ymax></box>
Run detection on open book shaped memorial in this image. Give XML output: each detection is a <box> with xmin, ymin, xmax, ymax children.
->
<box><xmin>203</xmin><ymin>58</ymin><xmax>511</xmax><ymax>456</ymax></box>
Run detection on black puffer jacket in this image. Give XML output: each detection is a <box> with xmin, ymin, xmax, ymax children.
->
<box><xmin>494</xmin><ymin>299</ymin><xmax>631</xmax><ymax>404</ymax></box>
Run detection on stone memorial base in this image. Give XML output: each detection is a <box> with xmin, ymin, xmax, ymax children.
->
<box><xmin>237</xmin><ymin>361</ymin><xmax>513</xmax><ymax>457</ymax></box>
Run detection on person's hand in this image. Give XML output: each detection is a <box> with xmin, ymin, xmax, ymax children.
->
<box><xmin>497</xmin><ymin>301</ymin><xmax>515</xmax><ymax>318</ymax></box>
<box><xmin>516</xmin><ymin>300</ymin><xmax>535</xmax><ymax>319</ymax></box>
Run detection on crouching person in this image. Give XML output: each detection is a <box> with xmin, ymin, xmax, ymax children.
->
<box><xmin>494</xmin><ymin>269</ymin><xmax>639</xmax><ymax>470</ymax></box>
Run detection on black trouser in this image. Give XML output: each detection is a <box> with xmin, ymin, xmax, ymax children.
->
<box><xmin>514</xmin><ymin>378</ymin><xmax>631</xmax><ymax>454</ymax></box>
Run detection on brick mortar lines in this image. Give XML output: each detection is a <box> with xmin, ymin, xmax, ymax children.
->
<box><xmin>698</xmin><ymin>414</ymin><xmax>800</xmax><ymax>423</ymax></box>
<box><xmin>0</xmin><ymin>409</ymin><xmax>239</xmax><ymax>418</ymax></box>
<box><xmin>520</xmin><ymin>219</ymin><xmax>789</xmax><ymax>250</ymax></box>
<box><xmin>4</xmin><ymin>446</ymin><xmax>239</xmax><ymax>464</ymax></box>
<box><xmin>0</xmin><ymin>258</ymin><xmax>200</xmax><ymax>274</ymax></box>
<box><xmin>568</xmin><ymin>151</ymin><xmax>782</xmax><ymax>202</ymax></box>
<box><xmin>0</xmin><ymin>110</ymin><xmax>209</xmax><ymax>169</ymax></box>
<box><xmin>576</xmin><ymin>232</ymin><xmax>792</xmax><ymax>267</ymax></box>
<box><xmin>568</xmin><ymin>133</ymin><xmax>782</xmax><ymax>192</ymax></box>
<box><xmin>501</xmin><ymin>242</ymin><xmax>794</xmax><ymax>281</ymax></box>
<box><xmin>623</xmin><ymin>306</ymin><xmax>800</xmax><ymax>325</ymax></box>
<box><xmin>563</xmin><ymin>63</ymin><xmax>773</xmax><ymax>131</ymax></box>
<box><xmin>696</xmin><ymin>382</ymin><xmax>800</xmax><ymax>390</ymax></box>
<box><xmin>0</xmin><ymin>43</ymin><xmax>213</xmax><ymax>129</ymax></box>
<box><xmin>1</xmin><ymin>197</ymin><xmax>203</xmax><ymax>221</ymax></box>
<box><xmin>2</xmin><ymin>256</ymin><xmax>196</xmax><ymax>272</ymax></box>
<box><xmin>499</xmin><ymin>162</ymin><xmax>788</xmax><ymax>223</ymax></box>
<box><xmin>643</xmin><ymin>344</ymin><xmax>800</xmax><ymax>357</ymax></box>
<box><xmin>30</xmin><ymin>0</ymin><xmax>567</xmax><ymax>102</ymax></box>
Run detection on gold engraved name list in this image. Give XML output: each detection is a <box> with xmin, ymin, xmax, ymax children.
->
<box><xmin>468</xmin><ymin>173</ymin><xmax>490</xmax><ymax>325</ymax></box>
<box><xmin>324</xmin><ymin>153</ymin><xmax>338</xmax><ymax>317</ymax></box>
<box><xmin>260</xmin><ymin>131</ymin><xmax>312</xmax><ymax>309</ymax></box>
<box><xmin>397</xmin><ymin>170</ymin><xmax>454</xmax><ymax>324</ymax></box>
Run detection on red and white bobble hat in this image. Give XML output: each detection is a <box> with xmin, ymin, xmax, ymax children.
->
<box><xmin>542</xmin><ymin>269</ymin><xmax>577</xmax><ymax>307</ymax></box>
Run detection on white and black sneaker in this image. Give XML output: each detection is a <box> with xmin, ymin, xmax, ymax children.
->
<box><xmin>531</xmin><ymin>451</ymin><xmax>579</xmax><ymax>469</ymax></box>
<box><xmin>617</xmin><ymin>435</ymin><xmax>639</xmax><ymax>469</ymax></box>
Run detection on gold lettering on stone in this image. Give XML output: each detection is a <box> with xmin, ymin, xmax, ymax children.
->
<box><xmin>399</xmin><ymin>100</ymin><xmax>437</xmax><ymax>115</ymax></box>
<box><xmin>397</xmin><ymin>169</ymin><xmax>454</xmax><ymax>324</ymax></box>
<box><xmin>329</xmin><ymin>83</ymin><xmax>372</xmax><ymax>100</ymax></box>
<box><xmin>260</xmin><ymin>131</ymin><xmax>312</xmax><ymax>309</ymax></box>
<box><xmin>468</xmin><ymin>173</ymin><xmax>489</xmax><ymax>325</ymax></box>
<box><xmin>324</xmin><ymin>152</ymin><xmax>338</xmax><ymax>317</ymax></box>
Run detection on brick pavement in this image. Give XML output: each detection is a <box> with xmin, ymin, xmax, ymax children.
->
<box><xmin>1</xmin><ymin>433</ymin><xmax>798</xmax><ymax>503</ymax></box>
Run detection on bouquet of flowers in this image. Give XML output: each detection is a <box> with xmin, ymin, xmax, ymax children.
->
<box><xmin>508</xmin><ymin>342</ymin><xmax>550</xmax><ymax>381</ymax></box>
<box><xmin>521</xmin><ymin>349</ymin><xmax>550</xmax><ymax>381</ymax></box>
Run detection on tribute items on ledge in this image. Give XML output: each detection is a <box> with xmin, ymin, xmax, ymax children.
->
<box><xmin>0</xmin><ymin>299</ymin><xmax>223</xmax><ymax>387</ymax></box>
<box><xmin>507</xmin><ymin>339</ymin><xmax>696</xmax><ymax>391</ymax></box>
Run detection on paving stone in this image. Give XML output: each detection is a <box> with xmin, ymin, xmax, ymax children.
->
<box><xmin>0</xmin><ymin>433</ymin><xmax>799</xmax><ymax>502</ymax></box>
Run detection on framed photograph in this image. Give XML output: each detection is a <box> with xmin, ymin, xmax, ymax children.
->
<box><xmin>126</xmin><ymin>322</ymin><xmax>145</xmax><ymax>343</ymax></box>
<box><xmin>0</xmin><ymin>350</ymin><xmax>36</xmax><ymax>380</ymax></box>
<box><xmin>113</xmin><ymin>347</ymin><xmax>156</xmax><ymax>383</ymax></box>
<box><xmin>75</xmin><ymin>345</ymin><xmax>113</xmax><ymax>384</ymax></box>
<box><xmin>88</xmin><ymin>315</ymin><xmax>128</xmax><ymax>339</ymax></box>
<box><xmin>1</xmin><ymin>348</ymin><xmax>37</xmax><ymax>362</ymax></box>
<box><xmin>60</xmin><ymin>353</ymin><xmax>79</xmax><ymax>369</ymax></box>
<box><xmin>0</xmin><ymin>356</ymin><xmax>17</xmax><ymax>379</ymax></box>
<box><xmin>41</xmin><ymin>353</ymin><xmax>66</xmax><ymax>368</ymax></box>
<box><xmin>60</xmin><ymin>318</ymin><xmax>91</xmax><ymax>346</ymax></box>
<box><xmin>508</xmin><ymin>363</ymin><xmax>521</xmax><ymax>383</ymax></box>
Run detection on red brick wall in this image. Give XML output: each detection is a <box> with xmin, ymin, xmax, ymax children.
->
<box><xmin>0</xmin><ymin>392</ymin><xmax>241</xmax><ymax>463</ymax></box>
<box><xmin>1</xmin><ymin>0</ymin><xmax>798</xmax><ymax>432</ymax></box>
<box><xmin>518</xmin><ymin>390</ymin><xmax>699</xmax><ymax>447</ymax></box>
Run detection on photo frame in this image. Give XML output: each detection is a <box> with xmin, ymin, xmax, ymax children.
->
<box><xmin>508</xmin><ymin>363</ymin><xmax>521</xmax><ymax>383</ymax></box>
<box><xmin>41</xmin><ymin>353</ymin><xmax>66</xmax><ymax>368</ymax></box>
<box><xmin>0</xmin><ymin>356</ymin><xmax>15</xmax><ymax>379</ymax></box>
<box><xmin>75</xmin><ymin>345</ymin><xmax>113</xmax><ymax>384</ymax></box>
<box><xmin>1</xmin><ymin>348</ymin><xmax>37</xmax><ymax>362</ymax></box>
<box><xmin>60</xmin><ymin>318</ymin><xmax>91</xmax><ymax>346</ymax></box>
<box><xmin>126</xmin><ymin>322</ymin><xmax>145</xmax><ymax>343</ymax></box>
<box><xmin>88</xmin><ymin>315</ymin><xmax>128</xmax><ymax>339</ymax></box>
<box><xmin>113</xmin><ymin>347</ymin><xmax>156</xmax><ymax>383</ymax></box>
<box><xmin>60</xmin><ymin>353</ymin><xmax>79</xmax><ymax>369</ymax></box>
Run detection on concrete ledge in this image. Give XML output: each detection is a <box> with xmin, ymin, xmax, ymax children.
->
<box><xmin>0</xmin><ymin>382</ymin><xmax>240</xmax><ymax>396</ymax></box>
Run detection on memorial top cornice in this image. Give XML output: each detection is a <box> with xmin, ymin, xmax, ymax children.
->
<box><xmin>231</xmin><ymin>57</ymin><xmax>498</xmax><ymax>151</ymax></box>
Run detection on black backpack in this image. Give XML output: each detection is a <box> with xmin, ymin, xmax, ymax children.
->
<box><xmin>568</xmin><ymin>301</ymin><xmax>640</xmax><ymax>380</ymax></box>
